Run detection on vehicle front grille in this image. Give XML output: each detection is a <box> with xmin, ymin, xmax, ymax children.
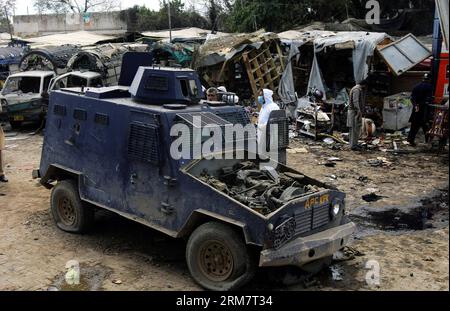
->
<box><xmin>294</xmin><ymin>209</ymin><xmax>312</xmax><ymax>235</ymax></box>
<box><xmin>312</xmin><ymin>204</ymin><xmax>331</xmax><ymax>229</ymax></box>
<box><xmin>294</xmin><ymin>204</ymin><xmax>331</xmax><ymax>234</ymax></box>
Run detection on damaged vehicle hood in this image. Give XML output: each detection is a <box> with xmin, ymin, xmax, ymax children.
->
<box><xmin>1</xmin><ymin>93</ymin><xmax>42</xmax><ymax>106</ymax></box>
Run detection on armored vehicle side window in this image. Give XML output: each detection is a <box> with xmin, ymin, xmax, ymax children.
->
<box><xmin>180</xmin><ymin>79</ymin><xmax>189</xmax><ymax>97</ymax></box>
<box><xmin>43</xmin><ymin>75</ymin><xmax>52</xmax><ymax>91</ymax></box>
<box><xmin>94</xmin><ymin>113</ymin><xmax>109</xmax><ymax>126</ymax></box>
<box><xmin>73</xmin><ymin>109</ymin><xmax>87</xmax><ymax>121</ymax></box>
<box><xmin>127</xmin><ymin>123</ymin><xmax>160</xmax><ymax>165</ymax></box>
<box><xmin>53</xmin><ymin>105</ymin><xmax>66</xmax><ymax>116</ymax></box>
<box><xmin>145</xmin><ymin>75</ymin><xmax>168</xmax><ymax>91</ymax></box>
<box><xmin>67</xmin><ymin>75</ymin><xmax>88</xmax><ymax>87</ymax></box>
<box><xmin>90</xmin><ymin>77</ymin><xmax>103</xmax><ymax>88</ymax></box>
<box><xmin>189</xmin><ymin>80</ymin><xmax>198</xmax><ymax>96</ymax></box>
<box><xmin>179</xmin><ymin>79</ymin><xmax>198</xmax><ymax>98</ymax></box>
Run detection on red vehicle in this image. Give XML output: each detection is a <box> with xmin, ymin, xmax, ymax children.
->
<box><xmin>434</xmin><ymin>48</ymin><xmax>448</xmax><ymax>104</ymax></box>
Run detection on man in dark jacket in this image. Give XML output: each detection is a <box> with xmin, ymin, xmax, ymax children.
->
<box><xmin>407</xmin><ymin>73</ymin><xmax>433</xmax><ymax>146</ymax></box>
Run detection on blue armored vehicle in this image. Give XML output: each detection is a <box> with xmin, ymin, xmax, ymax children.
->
<box><xmin>34</xmin><ymin>60</ymin><xmax>355</xmax><ymax>290</ymax></box>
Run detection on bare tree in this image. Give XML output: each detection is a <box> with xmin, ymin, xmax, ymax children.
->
<box><xmin>0</xmin><ymin>0</ymin><xmax>16</xmax><ymax>36</ymax></box>
<box><xmin>33</xmin><ymin>0</ymin><xmax>120</xmax><ymax>14</ymax></box>
<box><xmin>0</xmin><ymin>0</ymin><xmax>16</xmax><ymax>16</ymax></box>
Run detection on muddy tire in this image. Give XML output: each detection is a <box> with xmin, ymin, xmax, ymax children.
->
<box><xmin>50</xmin><ymin>180</ymin><xmax>94</xmax><ymax>233</ymax></box>
<box><xmin>186</xmin><ymin>222</ymin><xmax>255</xmax><ymax>291</ymax></box>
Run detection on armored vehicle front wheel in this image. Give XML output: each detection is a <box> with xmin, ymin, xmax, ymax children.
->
<box><xmin>50</xmin><ymin>180</ymin><xmax>94</xmax><ymax>233</ymax></box>
<box><xmin>186</xmin><ymin>222</ymin><xmax>255</xmax><ymax>290</ymax></box>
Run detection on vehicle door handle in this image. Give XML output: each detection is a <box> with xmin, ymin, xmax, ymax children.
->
<box><xmin>130</xmin><ymin>173</ymin><xmax>137</xmax><ymax>185</ymax></box>
<box><xmin>163</xmin><ymin>175</ymin><xmax>177</xmax><ymax>187</ymax></box>
<box><xmin>161</xmin><ymin>202</ymin><xmax>174</xmax><ymax>215</ymax></box>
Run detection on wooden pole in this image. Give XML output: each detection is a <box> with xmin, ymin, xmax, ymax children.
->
<box><xmin>168</xmin><ymin>0</ymin><xmax>172</xmax><ymax>43</ymax></box>
<box><xmin>4</xmin><ymin>7</ymin><xmax>13</xmax><ymax>41</ymax></box>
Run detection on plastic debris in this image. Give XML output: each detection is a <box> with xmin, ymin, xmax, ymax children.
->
<box><xmin>362</xmin><ymin>193</ymin><xmax>385</xmax><ymax>202</ymax></box>
<box><xmin>357</xmin><ymin>176</ymin><xmax>369</xmax><ymax>182</ymax></box>
<box><xmin>323</xmin><ymin>137</ymin><xmax>335</xmax><ymax>144</ymax></box>
<box><xmin>327</xmin><ymin>157</ymin><xmax>342</xmax><ymax>162</ymax></box>
<box><xmin>330</xmin><ymin>265</ymin><xmax>344</xmax><ymax>281</ymax></box>
<box><xmin>287</xmin><ymin>147</ymin><xmax>308</xmax><ymax>154</ymax></box>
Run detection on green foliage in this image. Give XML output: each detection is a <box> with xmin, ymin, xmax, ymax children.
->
<box><xmin>0</xmin><ymin>0</ymin><xmax>15</xmax><ymax>33</ymax></box>
<box><xmin>223</xmin><ymin>0</ymin><xmax>351</xmax><ymax>32</ymax></box>
<box><xmin>133</xmin><ymin>1</ymin><xmax>209</xmax><ymax>32</ymax></box>
<box><xmin>223</xmin><ymin>0</ymin><xmax>435</xmax><ymax>33</ymax></box>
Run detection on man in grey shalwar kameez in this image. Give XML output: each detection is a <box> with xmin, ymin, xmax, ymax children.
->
<box><xmin>347</xmin><ymin>79</ymin><xmax>368</xmax><ymax>150</ymax></box>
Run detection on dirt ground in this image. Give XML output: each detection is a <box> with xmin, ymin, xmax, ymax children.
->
<box><xmin>0</xmin><ymin>127</ymin><xmax>448</xmax><ymax>291</ymax></box>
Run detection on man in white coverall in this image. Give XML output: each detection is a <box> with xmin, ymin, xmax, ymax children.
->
<box><xmin>257</xmin><ymin>89</ymin><xmax>280</xmax><ymax>159</ymax></box>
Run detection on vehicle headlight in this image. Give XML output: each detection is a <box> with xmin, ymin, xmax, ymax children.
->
<box><xmin>331</xmin><ymin>202</ymin><xmax>341</xmax><ymax>217</ymax></box>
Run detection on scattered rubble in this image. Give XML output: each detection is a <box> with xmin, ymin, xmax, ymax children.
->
<box><xmin>362</xmin><ymin>193</ymin><xmax>386</xmax><ymax>202</ymax></box>
<box><xmin>330</xmin><ymin>265</ymin><xmax>344</xmax><ymax>281</ymax></box>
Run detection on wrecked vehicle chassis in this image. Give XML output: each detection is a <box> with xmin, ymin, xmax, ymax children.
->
<box><xmin>184</xmin><ymin>158</ymin><xmax>355</xmax><ymax>270</ymax></box>
<box><xmin>35</xmin><ymin>66</ymin><xmax>355</xmax><ymax>290</ymax></box>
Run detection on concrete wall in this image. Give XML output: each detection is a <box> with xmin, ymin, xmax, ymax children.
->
<box><xmin>13</xmin><ymin>11</ymin><xmax>128</xmax><ymax>37</ymax></box>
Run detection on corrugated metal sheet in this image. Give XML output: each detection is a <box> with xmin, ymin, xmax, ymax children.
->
<box><xmin>142</xmin><ymin>27</ymin><xmax>227</xmax><ymax>39</ymax></box>
<box><xmin>26</xmin><ymin>31</ymin><xmax>117</xmax><ymax>47</ymax></box>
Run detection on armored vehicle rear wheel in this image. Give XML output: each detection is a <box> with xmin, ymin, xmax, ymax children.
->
<box><xmin>186</xmin><ymin>222</ymin><xmax>255</xmax><ymax>291</ymax></box>
<box><xmin>51</xmin><ymin>180</ymin><xmax>94</xmax><ymax>233</ymax></box>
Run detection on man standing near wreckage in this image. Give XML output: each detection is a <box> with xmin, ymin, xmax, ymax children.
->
<box><xmin>347</xmin><ymin>79</ymin><xmax>368</xmax><ymax>150</ymax></box>
<box><xmin>407</xmin><ymin>73</ymin><xmax>432</xmax><ymax>147</ymax></box>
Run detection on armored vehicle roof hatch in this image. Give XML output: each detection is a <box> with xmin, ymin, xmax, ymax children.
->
<box><xmin>129</xmin><ymin>66</ymin><xmax>204</xmax><ymax>105</ymax></box>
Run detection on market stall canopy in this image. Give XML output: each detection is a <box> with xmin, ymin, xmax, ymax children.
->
<box><xmin>278</xmin><ymin>30</ymin><xmax>389</xmax><ymax>50</ymax></box>
<box><xmin>25</xmin><ymin>31</ymin><xmax>118</xmax><ymax>47</ymax></box>
<box><xmin>142</xmin><ymin>27</ymin><xmax>228</xmax><ymax>40</ymax></box>
<box><xmin>377</xmin><ymin>34</ymin><xmax>432</xmax><ymax>76</ymax></box>
<box><xmin>150</xmin><ymin>42</ymin><xmax>194</xmax><ymax>66</ymax></box>
<box><xmin>278</xmin><ymin>30</ymin><xmax>391</xmax><ymax>90</ymax></box>
<box><xmin>194</xmin><ymin>29</ymin><xmax>279</xmax><ymax>68</ymax></box>
<box><xmin>278</xmin><ymin>30</ymin><xmax>336</xmax><ymax>42</ymax></box>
